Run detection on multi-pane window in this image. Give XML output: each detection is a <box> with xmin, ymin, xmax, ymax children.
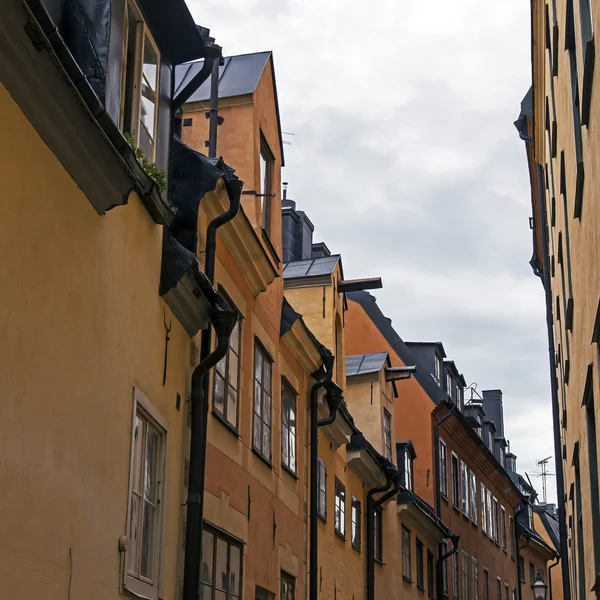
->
<box><xmin>447</xmin><ymin>373</ymin><xmax>453</xmax><ymax>396</ymax></box>
<box><xmin>483</xmin><ymin>570</ymin><xmax>489</xmax><ymax>600</ymax></box>
<box><xmin>281</xmin><ymin>379</ymin><xmax>297</xmax><ymax>473</ymax></box>
<box><xmin>125</xmin><ymin>400</ymin><xmax>165</xmax><ymax>597</ymax></box>
<box><xmin>200</xmin><ymin>525</ymin><xmax>242</xmax><ymax>600</ymax></box>
<box><xmin>452</xmin><ymin>553</ymin><xmax>459</xmax><ymax>600</ymax></box>
<box><xmin>472</xmin><ymin>558</ymin><xmax>478</xmax><ymax>600</ymax></box>
<box><xmin>505</xmin><ymin>583</ymin><xmax>509</xmax><ymax>600</ymax></box>
<box><xmin>496</xmin><ymin>578</ymin><xmax>501</xmax><ymax>600</ymax></box>
<box><xmin>374</xmin><ymin>509</ymin><xmax>383</xmax><ymax>562</ymax></box>
<box><xmin>452</xmin><ymin>453</ymin><xmax>460</xmax><ymax>508</ymax></box>
<box><xmin>213</xmin><ymin>312</ymin><xmax>241</xmax><ymax>429</ymax></box>
<box><xmin>317</xmin><ymin>458</ymin><xmax>327</xmax><ymax>520</ymax></box>
<box><xmin>481</xmin><ymin>483</ymin><xmax>487</xmax><ymax>534</ymax></box>
<box><xmin>440</xmin><ymin>439</ymin><xmax>448</xmax><ymax>498</ymax></box>
<box><xmin>351</xmin><ymin>497</ymin><xmax>361</xmax><ymax>550</ymax></box>
<box><xmin>461</xmin><ymin>461</ymin><xmax>469</xmax><ymax>516</ymax></box>
<box><xmin>402</xmin><ymin>526</ymin><xmax>412</xmax><ymax>580</ymax></box>
<box><xmin>383</xmin><ymin>409</ymin><xmax>393</xmax><ymax>460</ymax></box>
<box><xmin>121</xmin><ymin>0</ymin><xmax>160</xmax><ymax>160</ymax></box>
<box><xmin>252</xmin><ymin>341</ymin><xmax>272</xmax><ymax>461</ymax></box>
<box><xmin>492</xmin><ymin>498</ymin><xmax>499</xmax><ymax>543</ymax></box>
<box><xmin>334</xmin><ymin>479</ymin><xmax>346</xmax><ymax>538</ymax></box>
<box><xmin>442</xmin><ymin>541</ymin><xmax>449</xmax><ymax>596</ymax></box>
<box><xmin>529</xmin><ymin>562</ymin><xmax>535</xmax><ymax>584</ymax></box>
<box><xmin>501</xmin><ymin>506</ymin><xmax>507</xmax><ymax>550</ymax></box>
<box><xmin>405</xmin><ymin>450</ymin><xmax>414</xmax><ymax>491</ymax></box>
<box><xmin>281</xmin><ymin>572</ymin><xmax>295</xmax><ymax>600</ymax></box>
<box><xmin>462</xmin><ymin>552</ymin><xmax>469</xmax><ymax>600</ymax></box>
<box><xmin>519</xmin><ymin>558</ymin><xmax>525</xmax><ymax>583</ymax></box>
<box><xmin>486</xmin><ymin>490</ymin><xmax>492</xmax><ymax>538</ymax></box>
<box><xmin>259</xmin><ymin>133</ymin><xmax>274</xmax><ymax>233</ymax></box>
<box><xmin>434</xmin><ymin>355</ymin><xmax>442</xmax><ymax>382</ymax></box>
<box><xmin>469</xmin><ymin>471</ymin><xmax>477</xmax><ymax>524</ymax></box>
<box><xmin>512</xmin><ymin>588</ymin><xmax>516</xmax><ymax>600</ymax></box>
<box><xmin>528</xmin><ymin>505</ymin><xmax>534</xmax><ymax>530</ymax></box>
<box><xmin>509</xmin><ymin>516</ymin><xmax>515</xmax><ymax>557</ymax></box>
<box><xmin>416</xmin><ymin>539</ymin><xmax>425</xmax><ymax>588</ymax></box>
<box><xmin>427</xmin><ymin>550</ymin><xmax>435</xmax><ymax>598</ymax></box>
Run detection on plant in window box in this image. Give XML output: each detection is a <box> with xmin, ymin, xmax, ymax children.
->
<box><xmin>123</xmin><ymin>132</ymin><xmax>175</xmax><ymax>213</ymax></box>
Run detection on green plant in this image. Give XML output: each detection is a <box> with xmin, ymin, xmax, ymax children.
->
<box><xmin>124</xmin><ymin>132</ymin><xmax>168</xmax><ymax>194</ymax></box>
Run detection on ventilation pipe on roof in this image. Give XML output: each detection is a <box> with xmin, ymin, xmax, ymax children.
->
<box><xmin>182</xmin><ymin>177</ymin><xmax>243</xmax><ymax>600</ymax></box>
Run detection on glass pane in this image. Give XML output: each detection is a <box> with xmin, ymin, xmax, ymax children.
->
<box><xmin>215</xmin><ymin>538</ymin><xmax>227</xmax><ymax>591</ymax></box>
<box><xmin>145</xmin><ymin>427</ymin><xmax>160</xmax><ymax>502</ymax></box>
<box><xmin>201</xmin><ymin>531</ymin><xmax>214</xmax><ymax>584</ymax></box>
<box><xmin>260</xmin><ymin>152</ymin><xmax>267</xmax><ymax>195</ymax></box>
<box><xmin>253</xmin><ymin>417</ymin><xmax>261</xmax><ymax>450</ymax></box>
<box><xmin>262</xmin><ymin>425</ymin><xmax>271</xmax><ymax>458</ymax></box>
<box><xmin>139</xmin><ymin>36</ymin><xmax>158</xmax><ymax>157</ymax></box>
<box><xmin>229</xmin><ymin>545</ymin><xmax>240</xmax><ymax>596</ymax></box>
<box><xmin>264</xmin><ymin>361</ymin><xmax>272</xmax><ymax>393</ymax></box>
<box><xmin>289</xmin><ymin>432</ymin><xmax>296</xmax><ymax>472</ymax></box>
<box><xmin>215</xmin><ymin>592</ymin><xmax>226</xmax><ymax>600</ymax></box>
<box><xmin>230</xmin><ymin>319</ymin><xmax>240</xmax><ymax>350</ymax></box>
<box><xmin>263</xmin><ymin>394</ymin><xmax>271</xmax><ymax>426</ymax></box>
<box><xmin>214</xmin><ymin>373</ymin><xmax>225</xmax><ymax>416</ymax></box>
<box><xmin>132</xmin><ymin>415</ymin><xmax>144</xmax><ymax>493</ymax></box>
<box><xmin>201</xmin><ymin>584</ymin><xmax>212</xmax><ymax>600</ymax></box>
<box><xmin>282</xmin><ymin>425</ymin><xmax>289</xmax><ymax>466</ymax></box>
<box><xmin>254</xmin><ymin>349</ymin><xmax>262</xmax><ymax>382</ymax></box>
<box><xmin>227</xmin><ymin>385</ymin><xmax>238</xmax><ymax>428</ymax></box>
<box><xmin>254</xmin><ymin>381</ymin><xmax>261</xmax><ymax>417</ymax></box>
<box><xmin>228</xmin><ymin>351</ymin><xmax>238</xmax><ymax>390</ymax></box>
<box><xmin>216</xmin><ymin>354</ymin><xmax>226</xmax><ymax>377</ymax></box>
<box><xmin>140</xmin><ymin>501</ymin><xmax>155</xmax><ymax>579</ymax></box>
<box><xmin>127</xmin><ymin>492</ymin><xmax>140</xmax><ymax>573</ymax></box>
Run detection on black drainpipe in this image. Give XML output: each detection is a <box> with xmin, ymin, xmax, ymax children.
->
<box><xmin>548</xmin><ymin>556</ymin><xmax>560</xmax><ymax>600</ymax></box>
<box><xmin>182</xmin><ymin>177</ymin><xmax>243</xmax><ymax>600</ymax></box>
<box><xmin>436</xmin><ymin>534</ymin><xmax>460</xmax><ymax>600</ymax></box>
<box><xmin>434</xmin><ymin>402</ymin><xmax>455</xmax><ymax>516</ymax></box>
<box><xmin>531</xmin><ymin>162</ymin><xmax>571</xmax><ymax>600</ymax></box>
<box><xmin>366</xmin><ymin>470</ymin><xmax>398</xmax><ymax>600</ymax></box>
<box><xmin>207</xmin><ymin>57</ymin><xmax>222</xmax><ymax>159</ymax></box>
<box><xmin>514</xmin><ymin>504</ymin><xmax>529</xmax><ymax>600</ymax></box>
<box><xmin>309</xmin><ymin>351</ymin><xmax>336</xmax><ymax>600</ymax></box>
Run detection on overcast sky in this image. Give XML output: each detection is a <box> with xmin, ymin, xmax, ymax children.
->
<box><xmin>187</xmin><ymin>0</ymin><xmax>557</xmax><ymax>503</ymax></box>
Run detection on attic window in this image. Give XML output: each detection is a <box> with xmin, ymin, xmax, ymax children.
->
<box><xmin>434</xmin><ymin>354</ymin><xmax>442</xmax><ymax>383</ymax></box>
<box><xmin>183</xmin><ymin>118</ymin><xmax>193</xmax><ymax>126</ymax></box>
<box><xmin>397</xmin><ymin>442</ymin><xmax>416</xmax><ymax>491</ymax></box>
<box><xmin>259</xmin><ymin>132</ymin><xmax>274</xmax><ymax>234</ymax></box>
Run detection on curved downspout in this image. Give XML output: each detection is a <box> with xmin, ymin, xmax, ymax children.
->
<box><xmin>434</xmin><ymin>403</ymin><xmax>455</xmax><ymax>516</ymax></box>
<box><xmin>531</xmin><ymin>162</ymin><xmax>571</xmax><ymax>600</ymax></box>
<box><xmin>548</xmin><ymin>556</ymin><xmax>560</xmax><ymax>600</ymax></box>
<box><xmin>366</xmin><ymin>471</ymin><xmax>400</xmax><ymax>600</ymax></box>
<box><xmin>309</xmin><ymin>352</ymin><xmax>335</xmax><ymax>600</ymax></box>
<box><xmin>182</xmin><ymin>178</ymin><xmax>243</xmax><ymax>600</ymax></box>
<box><xmin>436</xmin><ymin>534</ymin><xmax>460</xmax><ymax>600</ymax></box>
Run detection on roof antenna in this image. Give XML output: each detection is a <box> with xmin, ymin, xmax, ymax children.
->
<box><xmin>282</xmin><ymin>131</ymin><xmax>295</xmax><ymax>146</ymax></box>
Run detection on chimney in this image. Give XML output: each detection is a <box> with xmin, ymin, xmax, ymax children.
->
<box><xmin>482</xmin><ymin>389</ymin><xmax>504</xmax><ymax>437</ymax></box>
<box><xmin>281</xmin><ymin>184</ymin><xmax>314</xmax><ymax>263</ymax></box>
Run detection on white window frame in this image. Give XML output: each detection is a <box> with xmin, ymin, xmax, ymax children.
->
<box><xmin>124</xmin><ymin>388</ymin><xmax>168</xmax><ymax>600</ymax></box>
<box><xmin>440</xmin><ymin>438</ymin><xmax>448</xmax><ymax>498</ymax></box>
<box><xmin>492</xmin><ymin>497</ymin><xmax>499</xmax><ymax>543</ymax></box>
<box><xmin>481</xmin><ymin>483</ymin><xmax>487</xmax><ymax>534</ymax></box>
<box><xmin>383</xmin><ymin>409</ymin><xmax>393</xmax><ymax>460</ymax></box>
<box><xmin>469</xmin><ymin>470</ymin><xmax>477</xmax><ymax>524</ymax></box>
<box><xmin>486</xmin><ymin>489</ymin><xmax>493</xmax><ymax>538</ymax></box>
<box><xmin>451</xmin><ymin>452</ymin><xmax>460</xmax><ymax>509</ymax></box>
<box><xmin>501</xmin><ymin>505</ymin><xmax>507</xmax><ymax>550</ymax></box>
<box><xmin>460</xmin><ymin>460</ymin><xmax>469</xmax><ymax>516</ymax></box>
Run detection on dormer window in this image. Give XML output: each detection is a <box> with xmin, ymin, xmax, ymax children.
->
<box><xmin>528</xmin><ymin>504</ymin><xmax>534</xmax><ymax>530</ymax></box>
<box><xmin>121</xmin><ymin>0</ymin><xmax>160</xmax><ymax>160</ymax></box>
<box><xmin>397</xmin><ymin>441</ymin><xmax>416</xmax><ymax>491</ymax></box>
<box><xmin>434</xmin><ymin>354</ymin><xmax>442</xmax><ymax>383</ymax></box>
<box><xmin>383</xmin><ymin>410</ymin><xmax>392</xmax><ymax>460</ymax></box>
<box><xmin>446</xmin><ymin>373</ymin><xmax>453</xmax><ymax>395</ymax></box>
<box><xmin>259</xmin><ymin>132</ymin><xmax>274</xmax><ymax>234</ymax></box>
<box><xmin>489</xmin><ymin>430</ymin><xmax>494</xmax><ymax>452</ymax></box>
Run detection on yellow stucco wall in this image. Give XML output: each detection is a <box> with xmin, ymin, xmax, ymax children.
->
<box><xmin>0</xmin><ymin>83</ymin><xmax>192</xmax><ymax>599</ymax></box>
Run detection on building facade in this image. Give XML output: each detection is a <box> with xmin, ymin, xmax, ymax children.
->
<box><xmin>520</xmin><ymin>1</ymin><xmax>600</xmax><ymax>598</ymax></box>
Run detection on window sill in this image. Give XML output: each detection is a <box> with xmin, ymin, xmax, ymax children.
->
<box><xmin>334</xmin><ymin>530</ymin><xmax>346</xmax><ymax>542</ymax></box>
<box><xmin>318</xmin><ymin>513</ymin><xmax>327</xmax><ymax>524</ymax></box>
<box><xmin>352</xmin><ymin>543</ymin><xmax>361</xmax><ymax>553</ymax></box>
<box><xmin>212</xmin><ymin>410</ymin><xmax>240</xmax><ymax>438</ymax></box>
<box><xmin>375</xmin><ymin>558</ymin><xmax>385</xmax><ymax>567</ymax></box>
<box><xmin>471</xmin><ymin>520</ymin><xmax>478</xmax><ymax>528</ymax></box>
<box><xmin>252</xmin><ymin>448</ymin><xmax>273</xmax><ymax>469</ymax></box>
<box><xmin>452</xmin><ymin>504</ymin><xmax>460</xmax><ymax>513</ymax></box>
<box><xmin>502</xmin><ymin>548</ymin><xmax>508</xmax><ymax>554</ymax></box>
<box><xmin>281</xmin><ymin>463</ymin><xmax>299</xmax><ymax>480</ymax></box>
<box><xmin>124</xmin><ymin>574</ymin><xmax>159</xmax><ymax>600</ymax></box>
<box><xmin>429</xmin><ymin>592</ymin><xmax>435</xmax><ymax>599</ymax></box>
<box><xmin>402</xmin><ymin>576</ymin><xmax>413</xmax><ymax>584</ymax></box>
<box><xmin>417</xmin><ymin>584</ymin><xmax>426</xmax><ymax>592</ymax></box>
<box><xmin>441</xmin><ymin>493</ymin><xmax>449</xmax><ymax>503</ymax></box>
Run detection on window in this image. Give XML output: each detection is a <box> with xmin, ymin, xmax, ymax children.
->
<box><xmin>405</xmin><ymin>448</ymin><xmax>414</xmax><ymax>491</ymax></box>
<box><xmin>469</xmin><ymin>471</ymin><xmax>477</xmax><ymax>524</ymax></box>
<box><xmin>281</xmin><ymin>572</ymin><xmax>295</xmax><ymax>600</ymax></box>
<box><xmin>402</xmin><ymin>526</ymin><xmax>412</xmax><ymax>581</ymax></box>
<box><xmin>512</xmin><ymin>588</ymin><xmax>516</xmax><ymax>600</ymax></box>
<box><xmin>351</xmin><ymin>497</ymin><xmax>361</xmax><ymax>550</ymax></box>
<box><xmin>281</xmin><ymin>379</ymin><xmax>297</xmax><ymax>474</ymax></box>
<box><xmin>519</xmin><ymin>558</ymin><xmax>525</xmax><ymax>583</ymax></box>
<box><xmin>383</xmin><ymin>409</ymin><xmax>393</xmax><ymax>460</ymax></box>
<box><xmin>501</xmin><ymin>506</ymin><xmax>507</xmax><ymax>551</ymax></box>
<box><xmin>434</xmin><ymin>354</ymin><xmax>442</xmax><ymax>382</ymax></box>
<box><xmin>452</xmin><ymin>553</ymin><xmax>459</xmax><ymax>600</ymax></box>
<box><xmin>416</xmin><ymin>539</ymin><xmax>425</xmax><ymax>589</ymax></box>
<box><xmin>483</xmin><ymin>570</ymin><xmax>489</xmax><ymax>600</ymax></box>
<box><xmin>125</xmin><ymin>393</ymin><xmax>166</xmax><ymax>598</ymax></box>
<box><xmin>472</xmin><ymin>558</ymin><xmax>478</xmax><ymax>600</ymax></box>
<box><xmin>481</xmin><ymin>483</ymin><xmax>487</xmax><ymax>535</ymax></box>
<box><xmin>374</xmin><ymin>509</ymin><xmax>383</xmax><ymax>562</ymax></box>
<box><xmin>428</xmin><ymin>551</ymin><xmax>435</xmax><ymax>598</ymax></box>
<box><xmin>213</xmin><ymin>309</ymin><xmax>241</xmax><ymax>430</ymax></box>
<box><xmin>451</xmin><ymin>453</ymin><xmax>460</xmax><ymax>509</ymax></box>
<box><xmin>252</xmin><ymin>341</ymin><xmax>272</xmax><ymax>461</ymax></box>
<box><xmin>505</xmin><ymin>583</ymin><xmax>509</xmax><ymax>600</ymax></box>
<box><xmin>461</xmin><ymin>461</ymin><xmax>469</xmax><ymax>516</ymax></box>
<box><xmin>447</xmin><ymin>373</ymin><xmax>453</xmax><ymax>395</ymax></box>
<box><xmin>440</xmin><ymin>439</ymin><xmax>448</xmax><ymax>498</ymax></box>
<box><xmin>121</xmin><ymin>0</ymin><xmax>160</xmax><ymax>160</ymax></box>
<box><xmin>529</xmin><ymin>562</ymin><xmax>535</xmax><ymax>584</ymax></box>
<box><xmin>200</xmin><ymin>525</ymin><xmax>242</xmax><ymax>600</ymax></box>
<box><xmin>492</xmin><ymin>498</ymin><xmax>499</xmax><ymax>543</ymax></box>
<box><xmin>442</xmin><ymin>542</ymin><xmax>449</xmax><ymax>596</ymax></box>
<box><xmin>317</xmin><ymin>458</ymin><xmax>326</xmax><ymax>521</ymax></box>
<box><xmin>496</xmin><ymin>578</ymin><xmax>501</xmax><ymax>600</ymax></box>
<box><xmin>509</xmin><ymin>515</ymin><xmax>515</xmax><ymax>558</ymax></box>
<box><xmin>259</xmin><ymin>133</ymin><xmax>274</xmax><ymax>233</ymax></box>
<box><xmin>462</xmin><ymin>552</ymin><xmax>469</xmax><ymax>600</ymax></box>
<box><xmin>528</xmin><ymin>504</ymin><xmax>534</xmax><ymax>530</ymax></box>
<box><xmin>334</xmin><ymin>478</ymin><xmax>346</xmax><ymax>538</ymax></box>
<box><xmin>486</xmin><ymin>490</ymin><xmax>492</xmax><ymax>538</ymax></box>
<box><xmin>488</xmin><ymin>430</ymin><xmax>494</xmax><ymax>452</ymax></box>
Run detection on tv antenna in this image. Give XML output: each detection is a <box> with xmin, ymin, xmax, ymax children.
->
<box><xmin>282</xmin><ymin>131</ymin><xmax>295</xmax><ymax>146</ymax></box>
<box><xmin>533</xmin><ymin>456</ymin><xmax>554</xmax><ymax>504</ymax></box>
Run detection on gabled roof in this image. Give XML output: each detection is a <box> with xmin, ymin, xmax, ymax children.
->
<box><xmin>175</xmin><ymin>51</ymin><xmax>285</xmax><ymax>165</ymax></box>
<box><xmin>346</xmin><ymin>352</ymin><xmax>389</xmax><ymax>377</ymax></box>
<box><xmin>283</xmin><ymin>255</ymin><xmax>341</xmax><ymax>280</ymax></box>
<box><xmin>534</xmin><ymin>505</ymin><xmax>560</xmax><ymax>549</ymax></box>
<box><xmin>347</xmin><ymin>291</ymin><xmax>446</xmax><ymax>405</ymax></box>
